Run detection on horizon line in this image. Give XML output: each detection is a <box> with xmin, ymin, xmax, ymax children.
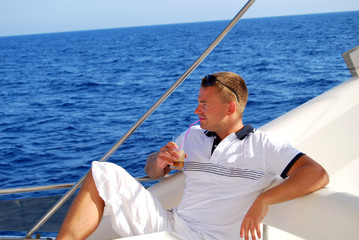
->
<box><xmin>1</xmin><ymin>10</ymin><xmax>357</xmax><ymax>38</ymax></box>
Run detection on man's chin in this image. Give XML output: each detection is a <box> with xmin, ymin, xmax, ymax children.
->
<box><xmin>199</xmin><ymin>122</ymin><xmax>211</xmax><ymax>131</ymax></box>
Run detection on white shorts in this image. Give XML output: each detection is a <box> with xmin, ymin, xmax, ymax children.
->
<box><xmin>91</xmin><ymin>161</ymin><xmax>203</xmax><ymax>239</ymax></box>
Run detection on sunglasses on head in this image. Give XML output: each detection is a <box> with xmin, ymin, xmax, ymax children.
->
<box><xmin>203</xmin><ymin>75</ymin><xmax>239</xmax><ymax>102</ymax></box>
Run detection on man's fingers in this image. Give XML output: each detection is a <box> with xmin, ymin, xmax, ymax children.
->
<box><xmin>255</xmin><ymin>224</ymin><xmax>261</xmax><ymax>239</ymax></box>
<box><xmin>250</xmin><ymin>227</ymin><xmax>256</xmax><ymax>240</ymax></box>
<box><xmin>241</xmin><ymin>221</ymin><xmax>262</xmax><ymax>240</ymax></box>
<box><xmin>158</xmin><ymin>150</ymin><xmax>174</xmax><ymax>165</ymax></box>
<box><xmin>240</xmin><ymin>222</ymin><xmax>251</xmax><ymax>240</ymax></box>
<box><xmin>157</xmin><ymin>141</ymin><xmax>180</xmax><ymax>168</ymax></box>
<box><xmin>159</xmin><ymin>148</ymin><xmax>178</xmax><ymax>161</ymax></box>
<box><xmin>166</xmin><ymin>141</ymin><xmax>178</xmax><ymax>150</ymax></box>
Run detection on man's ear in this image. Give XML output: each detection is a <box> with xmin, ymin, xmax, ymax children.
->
<box><xmin>227</xmin><ymin>102</ymin><xmax>237</xmax><ymax>115</ymax></box>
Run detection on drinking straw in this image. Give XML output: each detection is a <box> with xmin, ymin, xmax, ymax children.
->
<box><xmin>179</xmin><ymin>119</ymin><xmax>200</xmax><ymax>150</ymax></box>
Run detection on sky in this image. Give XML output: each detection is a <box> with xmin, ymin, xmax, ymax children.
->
<box><xmin>0</xmin><ymin>0</ymin><xmax>358</xmax><ymax>37</ymax></box>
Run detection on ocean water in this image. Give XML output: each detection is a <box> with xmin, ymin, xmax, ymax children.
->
<box><xmin>0</xmin><ymin>11</ymin><xmax>358</xmax><ymax>204</ymax></box>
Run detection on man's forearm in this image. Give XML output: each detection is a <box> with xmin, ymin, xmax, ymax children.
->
<box><xmin>259</xmin><ymin>155</ymin><xmax>329</xmax><ymax>206</ymax></box>
<box><xmin>240</xmin><ymin>155</ymin><xmax>329</xmax><ymax>239</ymax></box>
<box><xmin>145</xmin><ymin>152</ymin><xmax>170</xmax><ymax>179</ymax></box>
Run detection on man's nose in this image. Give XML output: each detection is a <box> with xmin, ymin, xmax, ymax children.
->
<box><xmin>194</xmin><ymin>105</ymin><xmax>201</xmax><ymax>115</ymax></box>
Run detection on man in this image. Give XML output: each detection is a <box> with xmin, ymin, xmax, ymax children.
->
<box><xmin>57</xmin><ymin>72</ymin><xmax>329</xmax><ymax>240</ymax></box>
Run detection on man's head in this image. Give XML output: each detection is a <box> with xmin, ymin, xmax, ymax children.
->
<box><xmin>195</xmin><ymin>72</ymin><xmax>248</xmax><ymax>137</ymax></box>
<box><xmin>201</xmin><ymin>72</ymin><xmax>248</xmax><ymax>118</ymax></box>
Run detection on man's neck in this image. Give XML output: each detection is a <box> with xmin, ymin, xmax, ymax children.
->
<box><xmin>216</xmin><ymin>120</ymin><xmax>244</xmax><ymax>141</ymax></box>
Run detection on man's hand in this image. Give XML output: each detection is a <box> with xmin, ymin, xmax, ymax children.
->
<box><xmin>145</xmin><ymin>141</ymin><xmax>180</xmax><ymax>179</ymax></box>
<box><xmin>156</xmin><ymin>141</ymin><xmax>180</xmax><ymax>168</ymax></box>
<box><xmin>240</xmin><ymin>198</ymin><xmax>268</xmax><ymax>240</ymax></box>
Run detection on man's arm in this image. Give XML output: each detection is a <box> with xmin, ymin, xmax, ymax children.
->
<box><xmin>240</xmin><ymin>155</ymin><xmax>329</xmax><ymax>240</ymax></box>
<box><xmin>145</xmin><ymin>141</ymin><xmax>180</xmax><ymax>179</ymax></box>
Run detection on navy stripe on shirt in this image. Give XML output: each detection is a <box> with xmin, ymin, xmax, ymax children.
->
<box><xmin>184</xmin><ymin>161</ymin><xmax>264</xmax><ymax>180</ymax></box>
<box><xmin>280</xmin><ymin>152</ymin><xmax>305</xmax><ymax>179</ymax></box>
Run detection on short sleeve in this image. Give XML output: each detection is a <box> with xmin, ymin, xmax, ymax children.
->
<box><xmin>260</xmin><ymin>131</ymin><xmax>301</xmax><ymax>177</ymax></box>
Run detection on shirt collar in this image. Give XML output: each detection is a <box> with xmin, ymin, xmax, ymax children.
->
<box><xmin>235</xmin><ymin>124</ymin><xmax>255</xmax><ymax>140</ymax></box>
<box><xmin>205</xmin><ymin>124</ymin><xmax>255</xmax><ymax>141</ymax></box>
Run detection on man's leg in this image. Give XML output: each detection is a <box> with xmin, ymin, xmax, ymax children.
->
<box><xmin>57</xmin><ymin>170</ymin><xmax>104</xmax><ymax>240</ymax></box>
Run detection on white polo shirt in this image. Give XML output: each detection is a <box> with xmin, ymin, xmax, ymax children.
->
<box><xmin>174</xmin><ymin>124</ymin><xmax>302</xmax><ymax>239</ymax></box>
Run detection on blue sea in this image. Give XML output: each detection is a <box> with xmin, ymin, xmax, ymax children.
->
<box><xmin>0</xmin><ymin>10</ymin><xmax>358</xmax><ymax>204</ymax></box>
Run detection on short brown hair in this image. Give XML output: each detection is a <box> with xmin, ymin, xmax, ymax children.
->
<box><xmin>201</xmin><ymin>72</ymin><xmax>248</xmax><ymax>117</ymax></box>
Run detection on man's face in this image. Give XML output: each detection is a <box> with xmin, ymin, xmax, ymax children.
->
<box><xmin>194</xmin><ymin>86</ymin><xmax>229</xmax><ymax>132</ymax></box>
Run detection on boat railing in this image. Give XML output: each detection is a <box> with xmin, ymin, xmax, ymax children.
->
<box><xmin>0</xmin><ymin>183</ymin><xmax>75</xmax><ymax>195</ymax></box>
<box><xmin>0</xmin><ymin>176</ymin><xmax>166</xmax><ymax>195</ymax></box>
